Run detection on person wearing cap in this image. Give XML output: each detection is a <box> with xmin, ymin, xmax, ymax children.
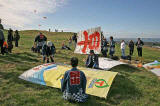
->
<box><xmin>136</xmin><ymin>38</ymin><xmax>144</xmax><ymax>57</ymax></box>
<box><xmin>42</xmin><ymin>41</ymin><xmax>56</xmax><ymax>63</ymax></box>
<box><xmin>85</xmin><ymin>50</ymin><xmax>99</xmax><ymax>69</ymax></box>
<box><xmin>0</xmin><ymin>19</ymin><xmax>5</xmax><ymax>55</ymax></box>
<box><xmin>61</xmin><ymin>57</ymin><xmax>88</xmax><ymax>103</ymax></box>
<box><xmin>109</xmin><ymin>36</ymin><xmax>116</xmax><ymax>57</ymax></box>
<box><xmin>34</xmin><ymin>32</ymin><xmax>47</xmax><ymax>54</ymax></box>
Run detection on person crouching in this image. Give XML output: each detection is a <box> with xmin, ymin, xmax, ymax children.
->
<box><xmin>42</xmin><ymin>41</ymin><xmax>56</xmax><ymax>63</ymax></box>
<box><xmin>61</xmin><ymin>57</ymin><xmax>88</xmax><ymax>103</ymax></box>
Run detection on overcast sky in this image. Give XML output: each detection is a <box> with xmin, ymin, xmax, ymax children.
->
<box><xmin>0</xmin><ymin>0</ymin><xmax>160</xmax><ymax>38</ymax></box>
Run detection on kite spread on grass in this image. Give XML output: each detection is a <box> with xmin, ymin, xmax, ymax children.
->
<box><xmin>19</xmin><ymin>63</ymin><xmax>118</xmax><ymax>98</ymax></box>
<box><xmin>143</xmin><ymin>60</ymin><xmax>160</xmax><ymax>76</ymax></box>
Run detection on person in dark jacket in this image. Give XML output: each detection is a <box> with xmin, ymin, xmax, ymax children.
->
<box><xmin>128</xmin><ymin>40</ymin><xmax>134</xmax><ymax>56</ymax></box>
<box><xmin>136</xmin><ymin>38</ymin><xmax>144</xmax><ymax>57</ymax></box>
<box><xmin>0</xmin><ymin>19</ymin><xmax>4</xmax><ymax>30</ymax></box>
<box><xmin>101</xmin><ymin>37</ymin><xmax>109</xmax><ymax>57</ymax></box>
<box><xmin>7</xmin><ymin>28</ymin><xmax>13</xmax><ymax>53</ymax></box>
<box><xmin>34</xmin><ymin>32</ymin><xmax>47</xmax><ymax>54</ymax></box>
<box><xmin>0</xmin><ymin>26</ymin><xmax>5</xmax><ymax>55</ymax></box>
<box><xmin>42</xmin><ymin>41</ymin><xmax>56</xmax><ymax>63</ymax></box>
<box><xmin>109</xmin><ymin>36</ymin><xmax>115</xmax><ymax>57</ymax></box>
<box><xmin>72</xmin><ymin>33</ymin><xmax>77</xmax><ymax>47</ymax></box>
<box><xmin>14</xmin><ymin>30</ymin><xmax>20</xmax><ymax>47</ymax></box>
<box><xmin>61</xmin><ymin>57</ymin><xmax>88</xmax><ymax>103</ymax></box>
<box><xmin>86</xmin><ymin>50</ymin><xmax>99</xmax><ymax>69</ymax></box>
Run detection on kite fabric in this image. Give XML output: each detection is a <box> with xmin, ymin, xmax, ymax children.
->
<box><xmin>143</xmin><ymin>61</ymin><xmax>160</xmax><ymax>76</ymax></box>
<box><xmin>74</xmin><ymin>27</ymin><xmax>101</xmax><ymax>54</ymax></box>
<box><xmin>99</xmin><ymin>57</ymin><xmax>126</xmax><ymax>70</ymax></box>
<box><xmin>19</xmin><ymin>63</ymin><xmax>118</xmax><ymax>98</ymax></box>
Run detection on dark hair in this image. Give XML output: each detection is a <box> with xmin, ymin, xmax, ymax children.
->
<box><xmin>90</xmin><ymin>50</ymin><xmax>94</xmax><ymax>54</ymax></box>
<box><xmin>110</xmin><ymin>36</ymin><xmax>113</xmax><ymax>39</ymax></box>
<box><xmin>71</xmin><ymin>57</ymin><xmax>78</xmax><ymax>67</ymax></box>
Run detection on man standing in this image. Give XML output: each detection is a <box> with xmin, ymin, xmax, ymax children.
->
<box><xmin>128</xmin><ymin>40</ymin><xmax>134</xmax><ymax>56</ymax></box>
<box><xmin>109</xmin><ymin>36</ymin><xmax>116</xmax><ymax>57</ymax></box>
<box><xmin>14</xmin><ymin>30</ymin><xmax>20</xmax><ymax>47</ymax></box>
<box><xmin>61</xmin><ymin>57</ymin><xmax>88</xmax><ymax>103</ymax></box>
<box><xmin>0</xmin><ymin>19</ymin><xmax>5</xmax><ymax>55</ymax></box>
<box><xmin>72</xmin><ymin>33</ymin><xmax>77</xmax><ymax>47</ymax></box>
<box><xmin>136</xmin><ymin>38</ymin><xmax>144</xmax><ymax>57</ymax></box>
<box><xmin>34</xmin><ymin>32</ymin><xmax>47</xmax><ymax>54</ymax></box>
<box><xmin>101</xmin><ymin>37</ymin><xmax>109</xmax><ymax>57</ymax></box>
<box><xmin>7</xmin><ymin>28</ymin><xmax>14</xmax><ymax>53</ymax></box>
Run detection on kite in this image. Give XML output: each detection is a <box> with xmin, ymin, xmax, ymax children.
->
<box><xmin>19</xmin><ymin>63</ymin><xmax>118</xmax><ymax>98</ymax></box>
<box><xmin>34</xmin><ymin>10</ymin><xmax>37</xmax><ymax>13</ymax></box>
<box><xmin>143</xmin><ymin>60</ymin><xmax>160</xmax><ymax>76</ymax></box>
<box><xmin>74</xmin><ymin>27</ymin><xmax>101</xmax><ymax>54</ymax></box>
<box><xmin>43</xmin><ymin>17</ymin><xmax>47</xmax><ymax>19</ymax></box>
<box><xmin>99</xmin><ymin>57</ymin><xmax>126</xmax><ymax>70</ymax></box>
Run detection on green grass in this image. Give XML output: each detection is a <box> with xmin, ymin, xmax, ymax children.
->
<box><xmin>0</xmin><ymin>30</ymin><xmax>160</xmax><ymax>106</ymax></box>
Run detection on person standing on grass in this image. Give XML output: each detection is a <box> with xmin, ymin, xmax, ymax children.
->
<box><xmin>42</xmin><ymin>41</ymin><xmax>56</xmax><ymax>63</ymax></box>
<box><xmin>136</xmin><ymin>38</ymin><xmax>144</xmax><ymax>57</ymax></box>
<box><xmin>0</xmin><ymin>19</ymin><xmax>4</xmax><ymax>30</ymax></box>
<box><xmin>7</xmin><ymin>28</ymin><xmax>14</xmax><ymax>53</ymax></box>
<box><xmin>14</xmin><ymin>30</ymin><xmax>20</xmax><ymax>47</ymax></box>
<box><xmin>101</xmin><ymin>37</ymin><xmax>109</xmax><ymax>57</ymax></box>
<box><xmin>0</xmin><ymin>20</ymin><xmax>5</xmax><ymax>55</ymax></box>
<box><xmin>109</xmin><ymin>36</ymin><xmax>115</xmax><ymax>57</ymax></box>
<box><xmin>128</xmin><ymin>40</ymin><xmax>134</xmax><ymax>56</ymax></box>
<box><xmin>121</xmin><ymin>40</ymin><xmax>126</xmax><ymax>57</ymax></box>
<box><xmin>72</xmin><ymin>33</ymin><xmax>77</xmax><ymax>47</ymax></box>
<box><xmin>34</xmin><ymin>32</ymin><xmax>47</xmax><ymax>54</ymax></box>
<box><xmin>61</xmin><ymin>57</ymin><xmax>88</xmax><ymax>103</ymax></box>
<box><xmin>68</xmin><ymin>37</ymin><xmax>72</xmax><ymax>48</ymax></box>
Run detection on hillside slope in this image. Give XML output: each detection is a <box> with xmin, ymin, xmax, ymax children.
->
<box><xmin>0</xmin><ymin>30</ymin><xmax>160</xmax><ymax>106</ymax></box>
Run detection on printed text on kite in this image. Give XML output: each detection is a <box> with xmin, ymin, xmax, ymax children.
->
<box><xmin>77</xmin><ymin>31</ymin><xmax>100</xmax><ymax>53</ymax></box>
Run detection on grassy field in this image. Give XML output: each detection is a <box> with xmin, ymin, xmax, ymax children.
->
<box><xmin>0</xmin><ymin>30</ymin><xmax>160</xmax><ymax>106</ymax></box>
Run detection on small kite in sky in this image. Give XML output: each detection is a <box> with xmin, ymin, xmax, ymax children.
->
<box><xmin>43</xmin><ymin>17</ymin><xmax>47</xmax><ymax>19</ymax></box>
<box><xmin>34</xmin><ymin>10</ymin><xmax>37</xmax><ymax>13</ymax></box>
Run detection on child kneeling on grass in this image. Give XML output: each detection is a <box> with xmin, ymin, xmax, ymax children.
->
<box><xmin>42</xmin><ymin>41</ymin><xmax>56</xmax><ymax>63</ymax></box>
<box><xmin>61</xmin><ymin>57</ymin><xmax>88</xmax><ymax>103</ymax></box>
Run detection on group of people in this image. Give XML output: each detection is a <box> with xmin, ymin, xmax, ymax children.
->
<box><xmin>33</xmin><ymin>32</ymin><xmax>56</xmax><ymax>63</ymax></box>
<box><xmin>120</xmin><ymin>38</ymin><xmax>144</xmax><ymax>58</ymax></box>
<box><xmin>101</xmin><ymin>34</ymin><xmax>144</xmax><ymax>59</ymax></box>
<box><xmin>0</xmin><ymin>20</ymin><xmax>20</xmax><ymax>55</ymax></box>
<box><xmin>61</xmin><ymin>37</ymin><xmax>145</xmax><ymax>103</ymax></box>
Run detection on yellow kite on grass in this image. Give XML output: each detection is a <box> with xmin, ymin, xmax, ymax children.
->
<box><xmin>19</xmin><ymin>63</ymin><xmax>118</xmax><ymax>98</ymax></box>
